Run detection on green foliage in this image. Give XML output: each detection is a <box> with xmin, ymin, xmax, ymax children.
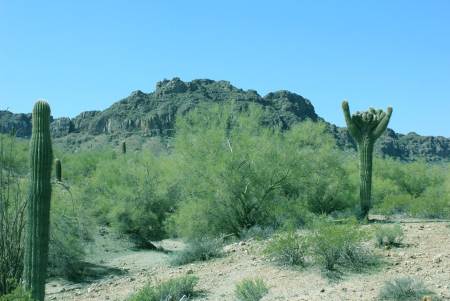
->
<box><xmin>170</xmin><ymin>237</ymin><xmax>223</xmax><ymax>266</ymax></box>
<box><xmin>0</xmin><ymin>135</ymin><xmax>28</xmax><ymax>295</ymax></box>
<box><xmin>374</xmin><ymin>224</ymin><xmax>404</xmax><ymax>248</ymax></box>
<box><xmin>23</xmin><ymin>101</ymin><xmax>53</xmax><ymax>301</ymax></box>
<box><xmin>376</xmin><ymin>159</ymin><xmax>445</xmax><ymax>199</ymax></box>
<box><xmin>86</xmin><ymin>152</ymin><xmax>174</xmax><ymax>244</ymax></box>
<box><xmin>127</xmin><ymin>275</ymin><xmax>199</xmax><ymax>301</ymax></box>
<box><xmin>235</xmin><ymin>278</ymin><xmax>269</xmax><ymax>301</ymax></box>
<box><xmin>373</xmin><ymin>159</ymin><xmax>450</xmax><ymax>218</ymax></box>
<box><xmin>283</xmin><ymin>122</ymin><xmax>355</xmax><ymax>215</ymax></box>
<box><xmin>409</xmin><ymin>186</ymin><xmax>450</xmax><ymax>218</ymax></box>
<box><xmin>264</xmin><ymin>231</ymin><xmax>307</xmax><ymax>267</ymax></box>
<box><xmin>308</xmin><ymin>218</ymin><xmax>376</xmax><ymax>275</ymax></box>
<box><xmin>47</xmin><ymin>183</ymin><xmax>91</xmax><ymax>281</ymax></box>
<box><xmin>379</xmin><ymin>277</ymin><xmax>435</xmax><ymax>300</ymax></box>
<box><xmin>168</xmin><ymin>104</ymin><xmax>355</xmax><ymax>238</ymax></box>
<box><xmin>0</xmin><ymin>287</ymin><xmax>34</xmax><ymax>301</ymax></box>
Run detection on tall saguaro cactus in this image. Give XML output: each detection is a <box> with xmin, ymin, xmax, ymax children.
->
<box><xmin>342</xmin><ymin>101</ymin><xmax>392</xmax><ymax>219</ymax></box>
<box><xmin>121</xmin><ymin>141</ymin><xmax>126</xmax><ymax>154</ymax></box>
<box><xmin>23</xmin><ymin>101</ymin><xmax>53</xmax><ymax>301</ymax></box>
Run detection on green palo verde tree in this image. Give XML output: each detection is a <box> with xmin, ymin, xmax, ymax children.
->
<box><xmin>23</xmin><ymin>101</ymin><xmax>53</xmax><ymax>301</ymax></box>
<box><xmin>342</xmin><ymin>101</ymin><xmax>392</xmax><ymax>220</ymax></box>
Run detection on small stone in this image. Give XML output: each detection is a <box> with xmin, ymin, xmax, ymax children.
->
<box><xmin>320</xmin><ymin>288</ymin><xmax>325</xmax><ymax>293</ymax></box>
<box><xmin>433</xmin><ymin>255</ymin><xmax>443</xmax><ymax>264</ymax></box>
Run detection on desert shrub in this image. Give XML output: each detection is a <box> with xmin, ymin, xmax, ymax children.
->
<box><xmin>0</xmin><ymin>135</ymin><xmax>28</xmax><ymax>295</ymax></box>
<box><xmin>127</xmin><ymin>275</ymin><xmax>199</xmax><ymax>301</ymax></box>
<box><xmin>48</xmin><ymin>205</ymin><xmax>86</xmax><ymax>280</ymax></box>
<box><xmin>0</xmin><ymin>286</ymin><xmax>34</xmax><ymax>301</ymax></box>
<box><xmin>264</xmin><ymin>231</ymin><xmax>307</xmax><ymax>267</ymax></box>
<box><xmin>374</xmin><ymin>194</ymin><xmax>412</xmax><ymax>215</ymax></box>
<box><xmin>375</xmin><ymin>159</ymin><xmax>445</xmax><ymax>199</ymax></box>
<box><xmin>170</xmin><ymin>237</ymin><xmax>223</xmax><ymax>266</ymax></box>
<box><xmin>239</xmin><ymin>225</ymin><xmax>275</xmax><ymax>241</ymax></box>
<box><xmin>374</xmin><ymin>183</ymin><xmax>450</xmax><ymax>219</ymax></box>
<box><xmin>409</xmin><ymin>186</ymin><xmax>450</xmax><ymax>218</ymax></box>
<box><xmin>235</xmin><ymin>278</ymin><xmax>269</xmax><ymax>301</ymax></box>
<box><xmin>86</xmin><ymin>153</ymin><xmax>174</xmax><ymax>244</ymax></box>
<box><xmin>373</xmin><ymin>159</ymin><xmax>450</xmax><ymax>218</ymax></box>
<box><xmin>379</xmin><ymin>277</ymin><xmax>436</xmax><ymax>300</ymax></box>
<box><xmin>374</xmin><ymin>224</ymin><xmax>404</xmax><ymax>248</ymax></box>
<box><xmin>308</xmin><ymin>218</ymin><xmax>376</xmax><ymax>275</ymax></box>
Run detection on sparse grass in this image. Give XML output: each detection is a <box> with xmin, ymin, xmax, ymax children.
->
<box><xmin>235</xmin><ymin>278</ymin><xmax>269</xmax><ymax>301</ymax></box>
<box><xmin>127</xmin><ymin>275</ymin><xmax>199</xmax><ymax>301</ymax></box>
<box><xmin>308</xmin><ymin>218</ymin><xmax>378</xmax><ymax>277</ymax></box>
<box><xmin>170</xmin><ymin>237</ymin><xmax>223</xmax><ymax>266</ymax></box>
<box><xmin>379</xmin><ymin>277</ymin><xmax>436</xmax><ymax>301</ymax></box>
<box><xmin>374</xmin><ymin>224</ymin><xmax>404</xmax><ymax>248</ymax></box>
<box><xmin>240</xmin><ymin>225</ymin><xmax>275</xmax><ymax>241</ymax></box>
<box><xmin>264</xmin><ymin>231</ymin><xmax>307</xmax><ymax>267</ymax></box>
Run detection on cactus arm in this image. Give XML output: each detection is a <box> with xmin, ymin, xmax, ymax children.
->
<box><xmin>341</xmin><ymin>101</ymin><xmax>362</xmax><ymax>142</ymax></box>
<box><xmin>373</xmin><ymin>107</ymin><xmax>393</xmax><ymax>139</ymax></box>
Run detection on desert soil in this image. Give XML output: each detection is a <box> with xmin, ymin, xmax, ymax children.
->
<box><xmin>45</xmin><ymin>219</ymin><xmax>450</xmax><ymax>301</ymax></box>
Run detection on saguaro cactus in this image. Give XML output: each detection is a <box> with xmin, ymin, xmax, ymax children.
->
<box><xmin>342</xmin><ymin>101</ymin><xmax>392</xmax><ymax>219</ymax></box>
<box><xmin>55</xmin><ymin>158</ymin><xmax>62</xmax><ymax>182</ymax></box>
<box><xmin>23</xmin><ymin>101</ymin><xmax>53</xmax><ymax>301</ymax></box>
<box><xmin>121</xmin><ymin>141</ymin><xmax>126</xmax><ymax>154</ymax></box>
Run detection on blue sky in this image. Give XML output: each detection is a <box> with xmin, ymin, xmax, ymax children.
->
<box><xmin>1</xmin><ymin>1</ymin><xmax>449</xmax><ymax>136</ymax></box>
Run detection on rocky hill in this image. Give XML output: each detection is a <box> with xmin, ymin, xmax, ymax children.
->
<box><xmin>1</xmin><ymin>78</ymin><xmax>449</xmax><ymax>161</ymax></box>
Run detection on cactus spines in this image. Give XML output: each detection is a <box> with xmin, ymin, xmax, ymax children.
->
<box><xmin>55</xmin><ymin>158</ymin><xmax>62</xmax><ymax>182</ymax></box>
<box><xmin>121</xmin><ymin>141</ymin><xmax>126</xmax><ymax>154</ymax></box>
<box><xmin>23</xmin><ymin>100</ymin><xmax>53</xmax><ymax>301</ymax></box>
<box><xmin>342</xmin><ymin>101</ymin><xmax>392</xmax><ymax>220</ymax></box>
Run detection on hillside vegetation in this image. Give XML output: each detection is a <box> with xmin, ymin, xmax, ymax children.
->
<box><xmin>1</xmin><ymin>101</ymin><xmax>449</xmax><ymax>300</ymax></box>
<box><xmin>1</xmin><ymin>78</ymin><xmax>449</xmax><ymax>162</ymax></box>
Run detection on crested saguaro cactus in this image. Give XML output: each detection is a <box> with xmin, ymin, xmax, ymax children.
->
<box><xmin>342</xmin><ymin>101</ymin><xmax>392</xmax><ymax>219</ymax></box>
<box><xmin>23</xmin><ymin>101</ymin><xmax>53</xmax><ymax>301</ymax></box>
<box><xmin>55</xmin><ymin>158</ymin><xmax>62</xmax><ymax>182</ymax></box>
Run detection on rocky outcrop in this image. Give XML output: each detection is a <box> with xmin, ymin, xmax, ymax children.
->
<box><xmin>1</xmin><ymin>78</ymin><xmax>449</xmax><ymax>161</ymax></box>
<box><xmin>0</xmin><ymin>111</ymin><xmax>33</xmax><ymax>137</ymax></box>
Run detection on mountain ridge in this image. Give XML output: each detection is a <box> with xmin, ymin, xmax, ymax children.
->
<box><xmin>1</xmin><ymin>77</ymin><xmax>449</xmax><ymax>161</ymax></box>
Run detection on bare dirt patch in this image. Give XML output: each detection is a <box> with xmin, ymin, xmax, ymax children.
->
<box><xmin>45</xmin><ymin>220</ymin><xmax>450</xmax><ymax>301</ymax></box>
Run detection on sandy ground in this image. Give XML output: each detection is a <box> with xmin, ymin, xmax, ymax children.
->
<box><xmin>45</xmin><ymin>220</ymin><xmax>450</xmax><ymax>301</ymax></box>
